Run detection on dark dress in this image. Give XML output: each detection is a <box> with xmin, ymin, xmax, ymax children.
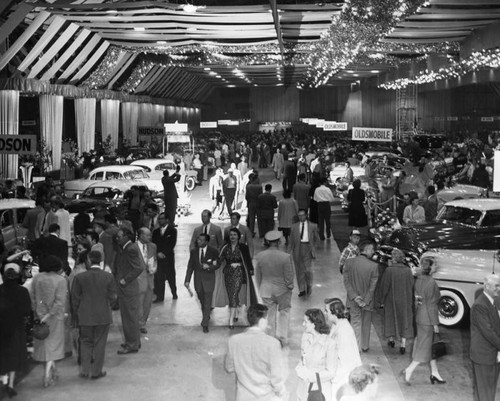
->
<box><xmin>0</xmin><ymin>281</ymin><xmax>32</xmax><ymax>374</ymax></box>
<box><xmin>219</xmin><ymin>243</ymin><xmax>246</xmax><ymax>307</ymax></box>
<box><xmin>347</xmin><ymin>187</ymin><xmax>368</xmax><ymax>227</ymax></box>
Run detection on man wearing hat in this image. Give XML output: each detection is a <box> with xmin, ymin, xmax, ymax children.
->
<box><xmin>339</xmin><ymin>230</ymin><xmax>361</xmax><ymax>274</ymax></box>
<box><xmin>290</xmin><ymin>209</ymin><xmax>320</xmax><ymax>297</ymax></box>
<box><xmin>254</xmin><ymin>230</ymin><xmax>294</xmax><ymax>346</ymax></box>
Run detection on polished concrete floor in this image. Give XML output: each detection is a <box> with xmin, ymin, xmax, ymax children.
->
<box><xmin>13</xmin><ymin>168</ymin><xmax>437</xmax><ymax>401</ymax></box>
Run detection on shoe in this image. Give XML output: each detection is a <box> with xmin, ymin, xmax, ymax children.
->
<box><xmin>43</xmin><ymin>374</ymin><xmax>54</xmax><ymax>388</ymax></box>
<box><xmin>172</xmin><ymin>294</ymin><xmax>178</xmax><ymax>300</ymax></box>
<box><xmin>91</xmin><ymin>371</ymin><xmax>107</xmax><ymax>380</ymax></box>
<box><xmin>152</xmin><ymin>298</ymin><xmax>164</xmax><ymax>303</ymax></box>
<box><xmin>361</xmin><ymin>348</ymin><xmax>369</xmax><ymax>353</ymax></box>
<box><xmin>140</xmin><ymin>328</ymin><xmax>147</xmax><ymax>334</ymax></box>
<box><xmin>430</xmin><ymin>375</ymin><xmax>446</xmax><ymax>384</ymax></box>
<box><xmin>298</xmin><ymin>291</ymin><xmax>306</xmax><ymax>297</ymax></box>
<box><xmin>399</xmin><ymin>346</ymin><xmax>406</xmax><ymax>355</ymax></box>
<box><xmin>229</xmin><ymin>325</ymin><xmax>234</xmax><ymax>330</ymax></box>
<box><xmin>400</xmin><ymin>369</ymin><xmax>411</xmax><ymax>386</ymax></box>
<box><xmin>5</xmin><ymin>386</ymin><xmax>17</xmax><ymax>397</ymax></box>
<box><xmin>202</xmin><ymin>326</ymin><xmax>209</xmax><ymax>333</ymax></box>
<box><xmin>319</xmin><ymin>236</ymin><xmax>325</xmax><ymax>241</ymax></box>
<box><xmin>117</xmin><ymin>347</ymin><xmax>138</xmax><ymax>355</ymax></box>
<box><xmin>306</xmin><ymin>285</ymin><xmax>312</xmax><ymax>295</ymax></box>
<box><xmin>78</xmin><ymin>373</ymin><xmax>89</xmax><ymax>379</ymax></box>
<box><xmin>387</xmin><ymin>340</ymin><xmax>395</xmax><ymax>348</ymax></box>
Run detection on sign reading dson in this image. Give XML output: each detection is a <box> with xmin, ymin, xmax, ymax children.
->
<box><xmin>0</xmin><ymin>135</ymin><xmax>37</xmax><ymax>155</ymax></box>
<box><xmin>352</xmin><ymin>127</ymin><xmax>392</xmax><ymax>142</ymax></box>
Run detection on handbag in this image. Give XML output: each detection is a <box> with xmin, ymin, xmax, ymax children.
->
<box><xmin>33</xmin><ymin>321</ymin><xmax>50</xmax><ymax>340</ymax></box>
<box><xmin>431</xmin><ymin>332</ymin><xmax>447</xmax><ymax>359</ymax></box>
<box><xmin>307</xmin><ymin>372</ymin><xmax>325</xmax><ymax>401</ymax></box>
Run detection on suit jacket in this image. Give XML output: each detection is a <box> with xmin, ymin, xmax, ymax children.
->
<box><xmin>256</xmin><ymin>192</ymin><xmax>277</xmax><ymax>219</ymax></box>
<box><xmin>245</xmin><ymin>183</ymin><xmax>263</xmax><ymax>206</ymax></box>
<box><xmin>137</xmin><ymin>241</ymin><xmax>157</xmax><ymax>293</ymax></box>
<box><xmin>225</xmin><ymin>327</ymin><xmax>285</xmax><ymax>401</ymax></box>
<box><xmin>223</xmin><ymin>224</ymin><xmax>254</xmax><ymax>257</ymax></box>
<box><xmin>184</xmin><ymin>246</ymin><xmax>220</xmax><ymax>292</ymax></box>
<box><xmin>254</xmin><ymin>248</ymin><xmax>294</xmax><ymax>297</ymax></box>
<box><xmin>162</xmin><ymin>174</ymin><xmax>181</xmax><ymax>200</ymax></box>
<box><xmin>100</xmin><ymin>225</ymin><xmax>119</xmax><ymax>274</ymax></box>
<box><xmin>293</xmin><ymin>182</ymin><xmax>311</xmax><ymax>211</ymax></box>
<box><xmin>190</xmin><ymin>223</ymin><xmax>223</xmax><ymax>251</ymax></box>
<box><xmin>282</xmin><ymin>160</ymin><xmax>297</xmax><ymax>179</ymax></box>
<box><xmin>33</xmin><ymin>234</ymin><xmax>69</xmax><ymax>267</ymax></box>
<box><xmin>115</xmin><ymin>241</ymin><xmax>145</xmax><ymax>294</ymax></box>
<box><xmin>152</xmin><ymin>225</ymin><xmax>177</xmax><ymax>255</ymax></box>
<box><xmin>343</xmin><ymin>255</ymin><xmax>379</xmax><ymax>311</ymax></box>
<box><xmin>289</xmin><ymin>220</ymin><xmax>320</xmax><ymax>260</ymax></box>
<box><xmin>470</xmin><ymin>292</ymin><xmax>500</xmax><ymax>365</ymax></box>
<box><xmin>71</xmin><ymin>267</ymin><xmax>117</xmax><ymax>326</ymax></box>
<box><xmin>22</xmin><ymin>206</ymin><xmax>43</xmax><ymax>242</ymax></box>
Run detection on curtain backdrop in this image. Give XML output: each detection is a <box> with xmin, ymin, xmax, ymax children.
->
<box><xmin>100</xmin><ymin>99</ymin><xmax>120</xmax><ymax>151</ymax></box>
<box><xmin>152</xmin><ymin>104</ymin><xmax>165</xmax><ymax>126</ymax></box>
<box><xmin>122</xmin><ymin>102</ymin><xmax>139</xmax><ymax>145</ymax></box>
<box><xmin>0</xmin><ymin>90</ymin><xmax>19</xmax><ymax>179</ymax></box>
<box><xmin>74</xmin><ymin>98</ymin><xmax>96</xmax><ymax>154</ymax></box>
<box><xmin>138</xmin><ymin>103</ymin><xmax>154</xmax><ymax>127</ymax></box>
<box><xmin>39</xmin><ymin>94</ymin><xmax>63</xmax><ymax>171</ymax></box>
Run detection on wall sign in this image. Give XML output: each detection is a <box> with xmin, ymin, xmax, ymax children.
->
<box><xmin>200</xmin><ymin>121</ymin><xmax>217</xmax><ymax>128</ymax></box>
<box><xmin>138</xmin><ymin>126</ymin><xmax>164</xmax><ymax>135</ymax></box>
<box><xmin>352</xmin><ymin>127</ymin><xmax>392</xmax><ymax>142</ymax></box>
<box><xmin>324</xmin><ymin>122</ymin><xmax>348</xmax><ymax>131</ymax></box>
<box><xmin>164</xmin><ymin>123</ymin><xmax>188</xmax><ymax>132</ymax></box>
<box><xmin>0</xmin><ymin>135</ymin><xmax>37</xmax><ymax>154</ymax></box>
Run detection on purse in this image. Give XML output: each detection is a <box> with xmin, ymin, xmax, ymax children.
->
<box><xmin>307</xmin><ymin>372</ymin><xmax>325</xmax><ymax>401</ymax></box>
<box><xmin>431</xmin><ymin>332</ymin><xmax>447</xmax><ymax>359</ymax></box>
<box><xmin>33</xmin><ymin>321</ymin><xmax>50</xmax><ymax>340</ymax></box>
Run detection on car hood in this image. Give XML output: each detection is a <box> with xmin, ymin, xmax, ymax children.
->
<box><xmin>388</xmin><ymin>221</ymin><xmax>476</xmax><ymax>253</ymax></box>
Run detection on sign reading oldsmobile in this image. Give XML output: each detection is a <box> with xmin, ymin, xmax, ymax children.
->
<box><xmin>0</xmin><ymin>135</ymin><xmax>37</xmax><ymax>155</ymax></box>
<box><xmin>352</xmin><ymin>127</ymin><xmax>392</xmax><ymax>142</ymax></box>
<box><xmin>324</xmin><ymin>122</ymin><xmax>348</xmax><ymax>131</ymax></box>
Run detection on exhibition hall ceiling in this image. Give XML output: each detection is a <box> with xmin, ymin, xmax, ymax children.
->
<box><xmin>0</xmin><ymin>0</ymin><xmax>500</xmax><ymax>102</ymax></box>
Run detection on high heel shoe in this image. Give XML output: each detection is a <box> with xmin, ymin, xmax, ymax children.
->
<box><xmin>430</xmin><ymin>375</ymin><xmax>446</xmax><ymax>384</ymax></box>
<box><xmin>387</xmin><ymin>340</ymin><xmax>395</xmax><ymax>348</ymax></box>
<box><xmin>399</xmin><ymin>369</ymin><xmax>411</xmax><ymax>386</ymax></box>
<box><xmin>51</xmin><ymin>365</ymin><xmax>59</xmax><ymax>381</ymax></box>
<box><xmin>43</xmin><ymin>374</ymin><xmax>54</xmax><ymax>388</ymax></box>
<box><xmin>399</xmin><ymin>346</ymin><xmax>406</xmax><ymax>355</ymax></box>
<box><xmin>5</xmin><ymin>386</ymin><xmax>17</xmax><ymax>398</ymax></box>
<box><xmin>229</xmin><ymin>325</ymin><xmax>234</xmax><ymax>330</ymax></box>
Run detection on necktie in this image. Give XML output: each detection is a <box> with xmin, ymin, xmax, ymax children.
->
<box><xmin>203</xmin><ymin>225</ymin><xmax>208</xmax><ymax>235</ymax></box>
<box><xmin>200</xmin><ymin>248</ymin><xmax>205</xmax><ymax>264</ymax></box>
<box><xmin>41</xmin><ymin>212</ymin><xmax>47</xmax><ymax>234</ymax></box>
<box><xmin>300</xmin><ymin>222</ymin><xmax>305</xmax><ymax>240</ymax></box>
<box><xmin>150</xmin><ymin>218</ymin><xmax>154</xmax><ymax>230</ymax></box>
<box><xmin>143</xmin><ymin>242</ymin><xmax>147</xmax><ymax>255</ymax></box>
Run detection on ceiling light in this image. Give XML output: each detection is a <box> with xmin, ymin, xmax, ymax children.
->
<box><xmin>346</xmin><ymin>70</ymin><xmax>354</xmax><ymax>73</ymax></box>
<box><xmin>157</xmin><ymin>41</ymin><xmax>167</xmax><ymax>45</ymax></box>
<box><xmin>352</xmin><ymin>74</ymin><xmax>359</xmax><ymax>77</ymax></box>
<box><xmin>216</xmin><ymin>75</ymin><xmax>221</xmax><ymax>78</ymax></box>
<box><xmin>227</xmin><ymin>85</ymin><xmax>236</xmax><ymax>87</ymax></box>
<box><xmin>204</xmin><ymin>67</ymin><xmax>210</xmax><ymax>71</ymax></box>
<box><xmin>370</xmin><ymin>70</ymin><xmax>379</xmax><ymax>74</ymax></box>
<box><xmin>134</xmin><ymin>27</ymin><xmax>145</xmax><ymax>31</ymax></box>
<box><xmin>106</xmin><ymin>9</ymin><xmax>117</xmax><ymax>14</ymax></box>
<box><xmin>209</xmin><ymin>71</ymin><xmax>217</xmax><ymax>76</ymax></box>
<box><xmin>183</xmin><ymin>4</ymin><xmax>202</xmax><ymax>12</ymax></box>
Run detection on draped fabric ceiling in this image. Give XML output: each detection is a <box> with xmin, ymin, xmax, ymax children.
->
<box><xmin>0</xmin><ymin>0</ymin><xmax>500</xmax><ymax>104</ymax></box>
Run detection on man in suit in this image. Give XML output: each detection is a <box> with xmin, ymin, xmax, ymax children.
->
<box><xmin>256</xmin><ymin>184</ymin><xmax>277</xmax><ymax>239</ymax></box>
<box><xmin>34</xmin><ymin>198</ymin><xmax>53</xmax><ymax>239</ymax></box>
<box><xmin>100</xmin><ymin>214</ymin><xmax>120</xmax><ymax>275</ymax></box>
<box><xmin>184</xmin><ymin>233</ymin><xmax>220</xmax><ymax>333</ymax></box>
<box><xmin>22</xmin><ymin>198</ymin><xmax>43</xmax><ymax>247</ymax></box>
<box><xmin>162</xmin><ymin>168</ymin><xmax>181</xmax><ymax>225</ymax></box>
<box><xmin>245</xmin><ymin>174</ymin><xmax>263</xmax><ymax>237</ymax></box>
<box><xmin>223</xmin><ymin>212</ymin><xmax>254</xmax><ymax>257</ymax></box>
<box><xmin>115</xmin><ymin>227</ymin><xmax>145</xmax><ymax>354</ymax></box>
<box><xmin>343</xmin><ymin>240</ymin><xmax>379</xmax><ymax>352</ymax></box>
<box><xmin>225</xmin><ymin>304</ymin><xmax>286</xmax><ymax>401</ymax></box>
<box><xmin>313</xmin><ymin>177</ymin><xmax>335</xmax><ymax>240</ymax></box>
<box><xmin>152</xmin><ymin>212</ymin><xmax>177</xmax><ymax>302</ymax></box>
<box><xmin>140</xmin><ymin>203</ymin><xmax>160</xmax><ymax>232</ymax></box>
<box><xmin>470</xmin><ymin>274</ymin><xmax>500</xmax><ymax>401</ymax></box>
<box><xmin>33</xmin><ymin>223</ymin><xmax>69</xmax><ymax>274</ymax></box>
<box><xmin>189</xmin><ymin>209</ymin><xmax>223</xmax><ymax>251</ymax></box>
<box><xmin>293</xmin><ymin>173</ymin><xmax>311</xmax><ymax>213</ymax></box>
<box><xmin>254</xmin><ymin>231</ymin><xmax>294</xmax><ymax>346</ymax></box>
<box><xmin>86</xmin><ymin>230</ymin><xmax>105</xmax><ymax>271</ymax></box>
<box><xmin>282</xmin><ymin>154</ymin><xmax>297</xmax><ymax>193</ymax></box>
<box><xmin>71</xmin><ymin>251</ymin><xmax>116</xmax><ymax>380</ymax></box>
<box><xmin>136</xmin><ymin>227</ymin><xmax>157</xmax><ymax>334</ymax></box>
<box><xmin>289</xmin><ymin>209</ymin><xmax>319</xmax><ymax>297</ymax></box>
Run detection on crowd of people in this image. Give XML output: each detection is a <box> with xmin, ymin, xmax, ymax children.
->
<box><xmin>1</xmin><ymin>126</ymin><xmax>500</xmax><ymax>401</ymax></box>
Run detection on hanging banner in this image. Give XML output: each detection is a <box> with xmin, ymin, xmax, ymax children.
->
<box><xmin>164</xmin><ymin>123</ymin><xmax>188</xmax><ymax>132</ymax></box>
<box><xmin>0</xmin><ymin>135</ymin><xmax>37</xmax><ymax>155</ymax></box>
<box><xmin>315</xmin><ymin>119</ymin><xmax>325</xmax><ymax>128</ymax></box>
<box><xmin>324</xmin><ymin>122</ymin><xmax>348</xmax><ymax>131</ymax></box>
<box><xmin>200</xmin><ymin>121</ymin><xmax>217</xmax><ymax>128</ymax></box>
<box><xmin>481</xmin><ymin>117</ymin><xmax>494</xmax><ymax>122</ymax></box>
<box><xmin>138</xmin><ymin>127</ymin><xmax>164</xmax><ymax>135</ymax></box>
<box><xmin>352</xmin><ymin>127</ymin><xmax>392</xmax><ymax>142</ymax></box>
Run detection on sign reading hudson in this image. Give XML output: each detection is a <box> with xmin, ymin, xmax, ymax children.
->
<box><xmin>352</xmin><ymin>127</ymin><xmax>392</xmax><ymax>142</ymax></box>
<box><xmin>0</xmin><ymin>135</ymin><xmax>37</xmax><ymax>155</ymax></box>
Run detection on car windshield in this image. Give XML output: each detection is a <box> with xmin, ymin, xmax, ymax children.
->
<box><xmin>124</xmin><ymin>169</ymin><xmax>148</xmax><ymax>179</ymax></box>
<box><xmin>437</xmin><ymin>206</ymin><xmax>483</xmax><ymax>226</ymax></box>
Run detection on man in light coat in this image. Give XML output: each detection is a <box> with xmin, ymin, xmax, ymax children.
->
<box><xmin>254</xmin><ymin>231</ymin><xmax>294</xmax><ymax>345</ymax></box>
<box><xmin>225</xmin><ymin>304</ymin><xmax>286</xmax><ymax>401</ymax></box>
<box><xmin>289</xmin><ymin>209</ymin><xmax>319</xmax><ymax>297</ymax></box>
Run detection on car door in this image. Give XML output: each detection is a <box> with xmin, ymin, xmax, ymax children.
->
<box><xmin>0</xmin><ymin>209</ymin><xmax>15</xmax><ymax>250</ymax></box>
<box><xmin>478</xmin><ymin>210</ymin><xmax>500</xmax><ymax>249</ymax></box>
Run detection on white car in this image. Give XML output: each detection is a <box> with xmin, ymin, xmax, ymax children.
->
<box><xmin>131</xmin><ymin>158</ymin><xmax>198</xmax><ymax>191</ymax></box>
<box><xmin>64</xmin><ymin>165</ymin><xmax>162</xmax><ymax>197</ymax></box>
<box><xmin>0</xmin><ymin>199</ymin><xmax>36</xmax><ymax>250</ymax></box>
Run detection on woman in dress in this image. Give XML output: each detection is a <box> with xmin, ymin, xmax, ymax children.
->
<box><xmin>31</xmin><ymin>255</ymin><xmax>68</xmax><ymax>388</ymax></box>
<box><xmin>213</xmin><ymin>227</ymin><xmax>257</xmax><ymax>328</ymax></box>
<box><xmin>403</xmin><ymin>191</ymin><xmax>425</xmax><ymax>225</ymax></box>
<box><xmin>296</xmin><ymin>309</ymin><xmax>336</xmax><ymax>401</ymax></box>
<box><xmin>347</xmin><ymin>179</ymin><xmax>368</xmax><ymax>228</ymax></box>
<box><xmin>325</xmin><ymin>298</ymin><xmax>361</xmax><ymax>399</ymax></box>
<box><xmin>0</xmin><ymin>263</ymin><xmax>32</xmax><ymax>397</ymax></box>
<box><xmin>277</xmin><ymin>190</ymin><xmax>298</xmax><ymax>245</ymax></box>
<box><xmin>378</xmin><ymin>248</ymin><xmax>414</xmax><ymax>354</ymax></box>
<box><xmin>402</xmin><ymin>258</ymin><xmax>446</xmax><ymax>385</ymax></box>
